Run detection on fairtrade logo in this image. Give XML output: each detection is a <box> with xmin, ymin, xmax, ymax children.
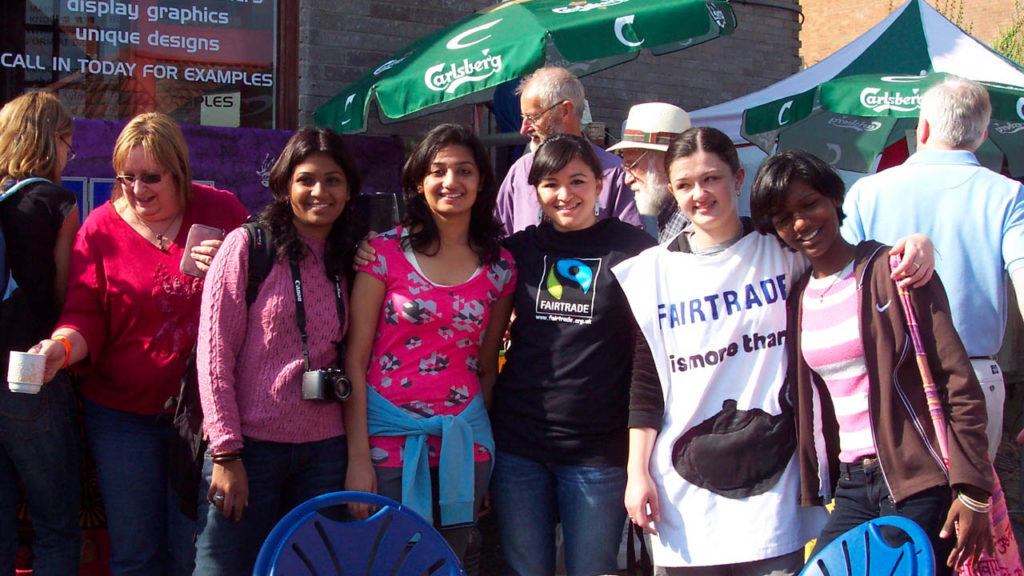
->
<box><xmin>546</xmin><ymin>259</ymin><xmax>594</xmax><ymax>299</ymax></box>
<box><xmin>553</xmin><ymin>0</ymin><xmax>630</xmax><ymax>14</ymax></box>
<box><xmin>536</xmin><ymin>257</ymin><xmax>600</xmax><ymax>322</ymax></box>
<box><xmin>859</xmin><ymin>87</ymin><xmax>922</xmax><ymax>113</ymax></box>
<box><xmin>614</xmin><ymin>15</ymin><xmax>644</xmax><ymax>47</ymax></box>
<box><xmin>446</xmin><ymin>19</ymin><xmax>501</xmax><ymax>50</ymax></box>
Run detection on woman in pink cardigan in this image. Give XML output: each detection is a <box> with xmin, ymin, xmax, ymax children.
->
<box><xmin>192</xmin><ymin>127</ymin><xmax>361</xmax><ymax>575</ymax></box>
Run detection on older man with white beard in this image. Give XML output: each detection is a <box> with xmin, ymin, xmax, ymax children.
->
<box><xmin>608</xmin><ymin>103</ymin><xmax>692</xmax><ymax>243</ymax></box>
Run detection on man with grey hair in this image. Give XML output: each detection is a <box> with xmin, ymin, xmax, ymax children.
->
<box><xmin>495</xmin><ymin>66</ymin><xmax>641</xmax><ymax>236</ymax></box>
<box><xmin>608</xmin><ymin>102</ymin><xmax>691</xmax><ymax>243</ymax></box>
<box><xmin>842</xmin><ymin>76</ymin><xmax>1024</xmax><ymax>458</ymax></box>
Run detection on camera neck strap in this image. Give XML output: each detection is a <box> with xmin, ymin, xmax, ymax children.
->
<box><xmin>289</xmin><ymin>257</ymin><xmax>345</xmax><ymax>372</ymax></box>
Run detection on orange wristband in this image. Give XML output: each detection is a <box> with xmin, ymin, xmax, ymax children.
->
<box><xmin>53</xmin><ymin>336</ymin><xmax>71</xmax><ymax>369</ymax></box>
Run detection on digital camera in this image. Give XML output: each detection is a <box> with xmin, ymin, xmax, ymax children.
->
<box><xmin>301</xmin><ymin>369</ymin><xmax>352</xmax><ymax>402</ymax></box>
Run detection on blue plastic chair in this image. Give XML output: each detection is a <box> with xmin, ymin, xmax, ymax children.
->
<box><xmin>801</xmin><ymin>516</ymin><xmax>935</xmax><ymax>576</ymax></box>
<box><xmin>252</xmin><ymin>491</ymin><xmax>466</xmax><ymax>576</ymax></box>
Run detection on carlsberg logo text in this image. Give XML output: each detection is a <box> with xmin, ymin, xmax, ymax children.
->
<box><xmin>425</xmin><ymin>51</ymin><xmax>503</xmax><ymax>94</ymax></box>
<box><xmin>859</xmin><ymin>88</ymin><xmax>921</xmax><ymax>112</ymax></box>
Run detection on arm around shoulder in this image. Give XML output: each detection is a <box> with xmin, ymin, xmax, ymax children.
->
<box><xmin>196</xmin><ymin>228</ymin><xmax>253</xmax><ymax>454</ymax></box>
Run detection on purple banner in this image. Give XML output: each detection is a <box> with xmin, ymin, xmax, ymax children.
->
<box><xmin>66</xmin><ymin>119</ymin><xmax>404</xmax><ymax>216</ymax></box>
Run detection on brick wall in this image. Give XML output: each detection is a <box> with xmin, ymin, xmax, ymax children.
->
<box><xmin>800</xmin><ymin>0</ymin><xmax>1017</xmax><ymax>68</ymax></box>
<box><xmin>299</xmin><ymin>0</ymin><xmax>802</xmax><ymax>144</ymax></box>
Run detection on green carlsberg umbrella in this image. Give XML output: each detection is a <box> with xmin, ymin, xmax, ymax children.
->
<box><xmin>742</xmin><ymin>72</ymin><xmax>1024</xmax><ymax>175</ymax></box>
<box><xmin>315</xmin><ymin>0</ymin><xmax>736</xmax><ymax>133</ymax></box>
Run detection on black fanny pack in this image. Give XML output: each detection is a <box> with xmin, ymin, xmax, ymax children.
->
<box><xmin>670</xmin><ymin>383</ymin><xmax>795</xmax><ymax>499</ymax></box>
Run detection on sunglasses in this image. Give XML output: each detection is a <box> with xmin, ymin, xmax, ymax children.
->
<box><xmin>116</xmin><ymin>172</ymin><xmax>165</xmax><ymax>187</ymax></box>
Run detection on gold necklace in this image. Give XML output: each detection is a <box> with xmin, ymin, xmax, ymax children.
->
<box><xmin>135</xmin><ymin>211</ymin><xmax>181</xmax><ymax>252</ymax></box>
<box><xmin>818</xmin><ymin>272</ymin><xmax>844</xmax><ymax>303</ymax></box>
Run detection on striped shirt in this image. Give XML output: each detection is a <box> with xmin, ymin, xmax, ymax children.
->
<box><xmin>800</xmin><ymin>262</ymin><xmax>875</xmax><ymax>463</ymax></box>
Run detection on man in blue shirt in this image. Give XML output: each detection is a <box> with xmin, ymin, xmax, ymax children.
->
<box><xmin>842</xmin><ymin>76</ymin><xmax>1024</xmax><ymax>458</ymax></box>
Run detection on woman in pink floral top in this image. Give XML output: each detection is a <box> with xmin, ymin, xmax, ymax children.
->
<box><xmin>345</xmin><ymin>124</ymin><xmax>515</xmax><ymax>561</ymax></box>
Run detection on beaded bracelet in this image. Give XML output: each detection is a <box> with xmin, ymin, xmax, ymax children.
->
<box><xmin>957</xmin><ymin>491</ymin><xmax>992</xmax><ymax>513</ymax></box>
<box><xmin>53</xmin><ymin>336</ymin><xmax>72</xmax><ymax>370</ymax></box>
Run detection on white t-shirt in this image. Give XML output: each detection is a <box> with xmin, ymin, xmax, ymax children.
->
<box><xmin>613</xmin><ymin>232</ymin><xmax>826</xmax><ymax>567</ymax></box>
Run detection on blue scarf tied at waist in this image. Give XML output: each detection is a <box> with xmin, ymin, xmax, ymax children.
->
<box><xmin>366</xmin><ymin>387</ymin><xmax>493</xmax><ymax>526</ymax></box>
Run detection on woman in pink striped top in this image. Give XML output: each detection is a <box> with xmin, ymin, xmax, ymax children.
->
<box><xmin>750</xmin><ymin>149</ymin><xmax>993</xmax><ymax>575</ymax></box>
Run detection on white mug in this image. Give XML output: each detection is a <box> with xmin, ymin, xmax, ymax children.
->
<box><xmin>8</xmin><ymin>351</ymin><xmax>46</xmax><ymax>394</ymax></box>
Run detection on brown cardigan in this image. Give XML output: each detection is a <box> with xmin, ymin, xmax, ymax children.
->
<box><xmin>790</xmin><ymin>241</ymin><xmax>992</xmax><ymax>506</ymax></box>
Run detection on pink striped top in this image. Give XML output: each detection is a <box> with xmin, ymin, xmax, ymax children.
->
<box><xmin>800</xmin><ymin>263</ymin><xmax>876</xmax><ymax>463</ymax></box>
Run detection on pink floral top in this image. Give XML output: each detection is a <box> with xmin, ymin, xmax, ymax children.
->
<box><xmin>359</xmin><ymin>227</ymin><xmax>515</xmax><ymax>467</ymax></box>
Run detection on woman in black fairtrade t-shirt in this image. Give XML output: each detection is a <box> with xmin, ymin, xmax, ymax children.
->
<box><xmin>488</xmin><ymin>134</ymin><xmax>654</xmax><ymax>576</ymax></box>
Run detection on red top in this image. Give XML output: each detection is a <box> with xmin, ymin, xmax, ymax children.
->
<box><xmin>59</xmin><ymin>183</ymin><xmax>249</xmax><ymax>414</ymax></box>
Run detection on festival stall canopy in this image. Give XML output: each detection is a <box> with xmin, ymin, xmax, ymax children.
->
<box><xmin>314</xmin><ymin>0</ymin><xmax>736</xmax><ymax>134</ymax></box>
<box><xmin>690</xmin><ymin>0</ymin><xmax>1024</xmax><ymax>172</ymax></box>
<box><xmin>741</xmin><ymin>72</ymin><xmax>1024</xmax><ymax>175</ymax></box>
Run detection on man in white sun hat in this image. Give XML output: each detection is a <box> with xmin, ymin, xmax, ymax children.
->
<box><xmin>608</xmin><ymin>102</ymin><xmax>691</xmax><ymax>243</ymax></box>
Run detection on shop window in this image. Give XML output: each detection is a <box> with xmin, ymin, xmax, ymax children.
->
<box><xmin>1</xmin><ymin>0</ymin><xmax>289</xmax><ymax>129</ymax></box>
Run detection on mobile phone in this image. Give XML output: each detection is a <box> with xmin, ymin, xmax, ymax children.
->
<box><xmin>180</xmin><ymin>224</ymin><xmax>226</xmax><ymax>278</ymax></box>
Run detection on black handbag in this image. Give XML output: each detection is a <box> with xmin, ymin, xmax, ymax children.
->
<box><xmin>626</xmin><ymin>521</ymin><xmax>653</xmax><ymax>576</ymax></box>
<box><xmin>167</xmin><ymin>347</ymin><xmax>205</xmax><ymax>519</ymax></box>
<box><xmin>165</xmin><ymin>222</ymin><xmax>275</xmax><ymax>519</ymax></box>
<box><xmin>670</xmin><ymin>381</ymin><xmax>795</xmax><ymax>499</ymax></box>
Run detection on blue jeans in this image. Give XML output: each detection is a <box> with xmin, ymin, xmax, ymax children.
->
<box><xmin>491</xmin><ymin>451</ymin><xmax>627</xmax><ymax>576</ymax></box>
<box><xmin>193</xmin><ymin>435</ymin><xmax>348</xmax><ymax>576</ymax></box>
<box><xmin>813</xmin><ymin>457</ymin><xmax>953</xmax><ymax>576</ymax></box>
<box><xmin>0</xmin><ymin>373</ymin><xmax>81</xmax><ymax>576</ymax></box>
<box><xmin>83</xmin><ymin>399</ymin><xmax>196</xmax><ymax>576</ymax></box>
<box><xmin>375</xmin><ymin>459</ymin><xmax>491</xmax><ymax>562</ymax></box>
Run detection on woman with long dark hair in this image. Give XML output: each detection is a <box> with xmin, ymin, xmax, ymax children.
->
<box><xmin>193</xmin><ymin>127</ymin><xmax>359</xmax><ymax>575</ymax></box>
<box><xmin>345</xmin><ymin>123</ymin><xmax>515</xmax><ymax>562</ymax></box>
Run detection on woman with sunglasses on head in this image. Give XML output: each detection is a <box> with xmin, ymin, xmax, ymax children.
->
<box><xmin>31</xmin><ymin>112</ymin><xmax>249</xmax><ymax>576</ymax></box>
<box><xmin>0</xmin><ymin>91</ymin><xmax>81</xmax><ymax>575</ymax></box>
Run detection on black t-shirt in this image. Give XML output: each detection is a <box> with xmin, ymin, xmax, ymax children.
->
<box><xmin>492</xmin><ymin>218</ymin><xmax>655</xmax><ymax>467</ymax></box>
<box><xmin>0</xmin><ymin>179</ymin><xmax>77</xmax><ymax>369</ymax></box>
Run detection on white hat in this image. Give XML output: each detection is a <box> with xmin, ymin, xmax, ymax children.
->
<box><xmin>607</xmin><ymin>102</ymin><xmax>691</xmax><ymax>153</ymax></box>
